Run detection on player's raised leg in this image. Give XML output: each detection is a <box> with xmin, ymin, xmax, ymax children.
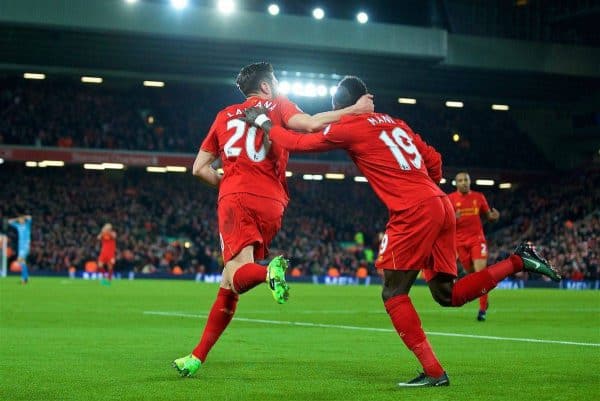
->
<box><xmin>428</xmin><ymin>197</ymin><xmax>560</xmax><ymax>310</ymax></box>
<box><xmin>430</xmin><ymin>242</ymin><xmax>560</xmax><ymax>311</ymax></box>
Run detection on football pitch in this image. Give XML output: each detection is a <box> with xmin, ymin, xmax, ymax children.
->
<box><xmin>1</xmin><ymin>277</ymin><xmax>598</xmax><ymax>401</ymax></box>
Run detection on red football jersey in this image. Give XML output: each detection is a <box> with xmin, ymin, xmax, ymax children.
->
<box><xmin>447</xmin><ymin>190</ymin><xmax>490</xmax><ymax>244</ymax></box>
<box><xmin>268</xmin><ymin>113</ymin><xmax>445</xmax><ymax>211</ymax></box>
<box><xmin>100</xmin><ymin>233</ymin><xmax>116</xmax><ymax>256</ymax></box>
<box><xmin>201</xmin><ymin>96</ymin><xmax>302</xmax><ymax>206</ymax></box>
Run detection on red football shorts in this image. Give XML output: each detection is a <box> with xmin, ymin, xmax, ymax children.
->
<box><xmin>375</xmin><ymin>195</ymin><xmax>457</xmax><ymax>281</ymax></box>
<box><xmin>457</xmin><ymin>240</ymin><xmax>488</xmax><ymax>271</ymax></box>
<box><xmin>218</xmin><ymin>193</ymin><xmax>284</xmax><ymax>264</ymax></box>
<box><xmin>98</xmin><ymin>253</ymin><xmax>115</xmax><ymax>266</ymax></box>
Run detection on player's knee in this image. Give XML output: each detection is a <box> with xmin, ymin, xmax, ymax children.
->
<box><xmin>431</xmin><ymin>290</ymin><xmax>453</xmax><ymax>307</ymax></box>
<box><xmin>381</xmin><ymin>285</ymin><xmax>410</xmax><ymax>302</ymax></box>
<box><xmin>381</xmin><ymin>283</ymin><xmax>410</xmax><ymax>302</ymax></box>
<box><xmin>381</xmin><ymin>286</ymin><xmax>396</xmax><ymax>302</ymax></box>
<box><xmin>429</xmin><ymin>279</ymin><xmax>454</xmax><ymax>307</ymax></box>
<box><xmin>381</xmin><ymin>270</ymin><xmax>417</xmax><ymax>302</ymax></box>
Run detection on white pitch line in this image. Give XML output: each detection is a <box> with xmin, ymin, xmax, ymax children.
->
<box><xmin>229</xmin><ymin>308</ymin><xmax>600</xmax><ymax>315</ymax></box>
<box><xmin>143</xmin><ymin>311</ymin><xmax>600</xmax><ymax>348</ymax></box>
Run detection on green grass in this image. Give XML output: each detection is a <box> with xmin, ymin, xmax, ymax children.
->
<box><xmin>1</xmin><ymin>277</ymin><xmax>599</xmax><ymax>401</ymax></box>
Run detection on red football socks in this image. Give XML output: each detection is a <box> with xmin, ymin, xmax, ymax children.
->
<box><xmin>479</xmin><ymin>293</ymin><xmax>489</xmax><ymax>311</ymax></box>
<box><xmin>385</xmin><ymin>294</ymin><xmax>445</xmax><ymax>378</ymax></box>
<box><xmin>487</xmin><ymin>255</ymin><xmax>523</xmax><ymax>282</ymax></box>
<box><xmin>452</xmin><ymin>255</ymin><xmax>523</xmax><ymax>306</ymax></box>
<box><xmin>232</xmin><ymin>263</ymin><xmax>267</xmax><ymax>294</ymax></box>
<box><xmin>192</xmin><ymin>288</ymin><xmax>239</xmax><ymax>362</ymax></box>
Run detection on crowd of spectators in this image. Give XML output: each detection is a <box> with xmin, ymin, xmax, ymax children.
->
<box><xmin>0</xmin><ymin>78</ymin><xmax>222</xmax><ymax>152</ymax></box>
<box><xmin>484</xmin><ymin>171</ymin><xmax>599</xmax><ymax>282</ymax></box>
<box><xmin>2</xmin><ymin>166</ymin><xmax>597</xmax><ymax>282</ymax></box>
<box><xmin>0</xmin><ymin>78</ymin><xmax>549</xmax><ymax>170</ymax></box>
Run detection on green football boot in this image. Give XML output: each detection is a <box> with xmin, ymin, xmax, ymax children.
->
<box><xmin>398</xmin><ymin>372</ymin><xmax>450</xmax><ymax>387</ymax></box>
<box><xmin>172</xmin><ymin>354</ymin><xmax>201</xmax><ymax>377</ymax></box>
<box><xmin>266</xmin><ymin>256</ymin><xmax>290</xmax><ymax>304</ymax></box>
<box><xmin>514</xmin><ymin>241</ymin><xmax>561</xmax><ymax>282</ymax></box>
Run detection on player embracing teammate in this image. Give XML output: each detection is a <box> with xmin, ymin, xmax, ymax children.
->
<box><xmin>242</xmin><ymin>75</ymin><xmax>561</xmax><ymax>387</ymax></box>
<box><xmin>172</xmin><ymin>63</ymin><xmax>374</xmax><ymax>377</ymax></box>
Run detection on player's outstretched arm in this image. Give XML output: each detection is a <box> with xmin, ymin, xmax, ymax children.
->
<box><xmin>287</xmin><ymin>94</ymin><xmax>374</xmax><ymax>132</ymax></box>
<box><xmin>243</xmin><ymin>107</ymin><xmax>338</xmax><ymax>152</ymax></box>
<box><xmin>192</xmin><ymin>150</ymin><xmax>221</xmax><ymax>188</ymax></box>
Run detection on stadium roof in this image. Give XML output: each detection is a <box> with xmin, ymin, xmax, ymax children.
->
<box><xmin>0</xmin><ymin>0</ymin><xmax>598</xmax><ymax>104</ymax></box>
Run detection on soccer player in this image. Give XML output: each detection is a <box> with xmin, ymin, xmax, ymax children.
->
<box><xmin>8</xmin><ymin>215</ymin><xmax>32</xmax><ymax>284</ymax></box>
<box><xmin>172</xmin><ymin>62</ymin><xmax>374</xmax><ymax>377</ymax></box>
<box><xmin>97</xmin><ymin>223</ymin><xmax>116</xmax><ymax>285</ymax></box>
<box><xmin>448</xmin><ymin>172</ymin><xmax>500</xmax><ymax>321</ymax></box>
<box><xmin>242</xmin><ymin>76</ymin><xmax>561</xmax><ymax>387</ymax></box>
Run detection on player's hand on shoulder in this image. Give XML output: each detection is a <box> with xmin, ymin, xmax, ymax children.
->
<box><xmin>489</xmin><ymin>208</ymin><xmax>500</xmax><ymax>221</ymax></box>
<box><xmin>242</xmin><ymin>106</ymin><xmax>270</xmax><ymax>128</ymax></box>
<box><xmin>351</xmin><ymin>94</ymin><xmax>374</xmax><ymax>114</ymax></box>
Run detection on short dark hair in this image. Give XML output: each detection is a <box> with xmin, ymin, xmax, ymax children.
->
<box><xmin>236</xmin><ymin>62</ymin><xmax>275</xmax><ymax>97</ymax></box>
<box><xmin>332</xmin><ymin>76</ymin><xmax>367</xmax><ymax>110</ymax></box>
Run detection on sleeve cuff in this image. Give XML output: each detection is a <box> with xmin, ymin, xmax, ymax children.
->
<box><xmin>255</xmin><ymin>114</ymin><xmax>271</xmax><ymax>127</ymax></box>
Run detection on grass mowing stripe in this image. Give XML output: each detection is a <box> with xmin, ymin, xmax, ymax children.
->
<box><xmin>144</xmin><ymin>310</ymin><xmax>600</xmax><ymax>347</ymax></box>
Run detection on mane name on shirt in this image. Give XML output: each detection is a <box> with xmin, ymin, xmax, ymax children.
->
<box><xmin>367</xmin><ymin>114</ymin><xmax>395</xmax><ymax>126</ymax></box>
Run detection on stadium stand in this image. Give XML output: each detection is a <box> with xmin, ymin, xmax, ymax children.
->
<box><xmin>2</xmin><ymin>166</ymin><xmax>597</xmax><ymax>281</ymax></box>
<box><xmin>0</xmin><ymin>78</ymin><xmax>550</xmax><ymax>170</ymax></box>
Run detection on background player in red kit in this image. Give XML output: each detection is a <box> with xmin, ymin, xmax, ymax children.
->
<box><xmin>448</xmin><ymin>172</ymin><xmax>500</xmax><ymax>321</ymax></box>
<box><xmin>97</xmin><ymin>223</ymin><xmax>116</xmax><ymax>285</ymax></box>
<box><xmin>243</xmin><ymin>76</ymin><xmax>561</xmax><ymax>387</ymax></box>
<box><xmin>172</xmin><ymin>63</ymin><xmax>374</xmax><ymax>377</ymax></box>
